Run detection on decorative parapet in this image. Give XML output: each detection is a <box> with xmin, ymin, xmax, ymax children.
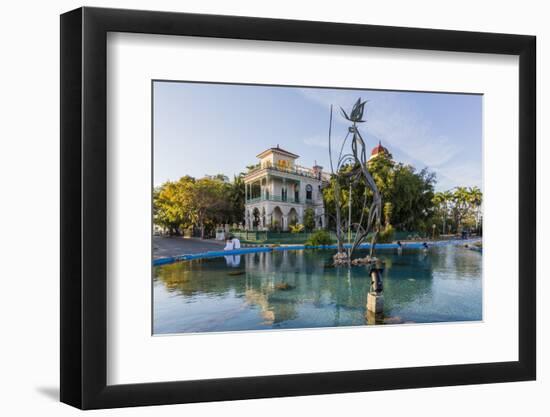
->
<box><xmin>245</xmin><ymin>162</ymin><xmax>329</xmax><ymax>182</ymax></box>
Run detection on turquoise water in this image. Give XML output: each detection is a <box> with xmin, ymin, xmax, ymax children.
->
<box><xmin>153</xmin><ymin>245</ymin><xmax>482</xmax><ymax>334</ymax></box>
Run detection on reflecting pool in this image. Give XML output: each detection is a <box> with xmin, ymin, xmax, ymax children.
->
<box><xmin>153</xmin><ymin>245</ymin><xmax>482</xmax><ymax>334</ymax></box>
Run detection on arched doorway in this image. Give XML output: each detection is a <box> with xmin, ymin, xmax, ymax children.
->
<box><xmin>288</xmin><ymin>207</ymin><xmax>298</xmax><ymax>227</ymax></box>
<box><xmin>272</xmin><ymin>206</ymin><xmax>283</xmax><ymax>231</ymax></box>
<box><xmin>252</xmin><ymin>208</ymin><xmax>261</xmax><ymax>229</ymax></box>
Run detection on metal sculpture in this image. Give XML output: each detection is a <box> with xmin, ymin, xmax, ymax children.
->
<box><xmin>328</xmin><ymin>98</ymin><xmax>382</xmax><ymax>263</ymax></box>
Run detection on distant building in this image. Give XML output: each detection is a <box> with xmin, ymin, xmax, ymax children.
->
<box><xmin>243</xmin><ymin>145</ymin><xmax>329</xmax><ymax>231</ymax></box>
<box><xmin>368</xmin><ymin>140</ymin><xmax>391</xmax><ymax>161</ymax></box>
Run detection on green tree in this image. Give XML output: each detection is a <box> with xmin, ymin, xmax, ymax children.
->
<box><xmin>153</xmin><ymin>175</ymin><xmax>243</xmax><ymax>238</ymax></box>
<box><xmin>323</xmin><ymin>153</ymin><xmax>436</xmax><ymax>233</ymax></box>
<box><xmin>468</xmin><ymin>186</ymin><xmax>483</xmax><ymax>234</ymax></box>
<box><xmin>303</xmin><ymin>208</ymin><xmax>316</xmax><ymax>231</ymax></box>
<box><xmin>153</xmin><ymin>176</ymin><xmax>196</xmax><ymax>235</ymax></box>
<box><xmin>432</xmin><ymin>187</ymin><xmax>483</xmax><ymax>235</ymax></box>
<box><xmin>383</xmin><ymin>202</ymin><xmax>393</xmax><ymax>227</ymax></box>
<box><xmin>323</xmin><ymin>164</ymin><xmax>371</xmax><ymax>230</ymax></box>
<box><xmin>190</xmin><ymin>178</ymin><xmax>232</xmax><ymax>238</ymax></box>
<box><xmin>451</xmin><ymin>186</ymin><xmax>471</xmax><ymax>232</ymax></box>
<box><xmin>210</xmin><ymin>173</ymin><xmax>229</xmax><ymax>182</ymax></box>
<box><xmin>228</xmin><ymin>173</ymin><xmax>246</xmax><ymax>224</ymax></box>
<box><xmin>433</xmin><ymin>190</ymin><xmax>453</xmax><ymax>234</ymax></box>
<box><xmin>387</xmin><ymin>165</ymin><xmax>435</xmax><ymax>231</ymax></box>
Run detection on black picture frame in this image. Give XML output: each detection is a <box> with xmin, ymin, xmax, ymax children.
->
<box><xmin>60</xmin><ymin>6</ymin><xmax>536</xmax><ymax>410</ymax></box>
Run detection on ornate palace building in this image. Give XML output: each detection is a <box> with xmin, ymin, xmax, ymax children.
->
<box><xmin>244</xmin><ymin>146</ymin><xmax>329</xmax><ymax>231</ymax></box>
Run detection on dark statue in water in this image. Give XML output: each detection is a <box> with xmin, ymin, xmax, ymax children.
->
<box><xmin>328</xmin><ymin>98</ymin><xmax>384</xmax><ymax>293</ymax></box>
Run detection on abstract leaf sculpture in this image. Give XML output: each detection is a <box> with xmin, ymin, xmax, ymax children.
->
<box><xmin>328</xmin><ymin>98</ymin><xmax>382</xmax><ymax>263</ymax></box>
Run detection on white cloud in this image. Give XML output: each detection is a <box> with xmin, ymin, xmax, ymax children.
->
<box><xmin>433</xmin><ymin>162</ymin><xmax>483</xmax><ymax>191</ymax></box>
<box><xmin>298</xmin><ymin>87</ymin><xmax>481</xmax><ymax>191</ymax></box>
<box><xmin>365</xmin><ymin>100</ymin><xmax>461</xmax><ymax>168</ymax></box>
<box><xmin>298</xmin><ymin>88</ymin><xmax>358</xmax><ymax>115</ymax></box>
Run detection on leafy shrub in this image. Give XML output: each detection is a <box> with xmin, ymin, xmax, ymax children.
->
<box><xmin>306</xmin><ymin>230</ymin><xmax>333</xmax><ymax>246</ymax></box>
<box><xmin>303</xmin><ymin>208</ymin><xmax>316</xmax><ymax>231</ymax></box>
<box><xmin>377</xmin><ymin>224</ymin><xmax>395</xmax><ymax>243</ymax></box>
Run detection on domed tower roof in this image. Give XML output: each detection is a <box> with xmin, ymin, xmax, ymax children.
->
<box><xmin>370</xmin><ymin>141</ymin><xmax>389</xmax><ymax>157</ymax></box>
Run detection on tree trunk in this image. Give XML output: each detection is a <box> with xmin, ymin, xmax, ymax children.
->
<box><xmin>199</xmin><ymin>214</ymin><xmax>205</xmax><ymax>239</ymax></box>
<box><xmin>334</xmin><ymin>181</ymin><xmax>344</xmax><ymax>253</ymax></box>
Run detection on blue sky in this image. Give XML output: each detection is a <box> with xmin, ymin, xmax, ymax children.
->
<box><xmin>153</xmin><ymin>81</ymin><xmax>482</xmax><ymax>191</ymax></box>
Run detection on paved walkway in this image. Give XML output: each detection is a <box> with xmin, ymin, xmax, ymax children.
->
<box><xmin>153</xmin><ymin>236</ymin><xmax>225</xmax><ymax>259</ymax></box>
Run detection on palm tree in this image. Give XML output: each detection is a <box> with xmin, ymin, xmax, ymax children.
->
<box><xmin>452</xmin><ymin>187</ymin><xmax>471</xmax><ymax>233</ymax></box>
<box><xmin>451</xmin><ymin>186</ymin><xmax>483</xmax><ymax>234</ymax></box>
<box><xmin>433</xmin><ymin>190</ymin><xmax>453</xmax><ymax>234</ymax></box>
<box><xmin>467</xmin><ymin>186</ymin><xmax>483</xmax><ymax>234</ymax></box>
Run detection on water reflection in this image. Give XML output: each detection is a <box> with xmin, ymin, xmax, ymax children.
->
<box><xmin>224</xmin><ymin>255</ymin><xmax>241</xmax><ymax>267</ymax></box>
<box><xmin>153</xmin><ymin>246</ymin><xmax>482</xmax><ymax>334</ymax></box>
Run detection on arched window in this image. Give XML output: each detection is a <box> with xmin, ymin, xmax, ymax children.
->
<box><xmin>306</xmin><ymin>184</ymin><xmax>313</xmax><ymax>201</ymax></box>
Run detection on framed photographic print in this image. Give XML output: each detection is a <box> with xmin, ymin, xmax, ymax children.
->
<box><xmin>60</xmin><ymin>6</ymin><xmax>536</xmax><ymax>409</ymax></box>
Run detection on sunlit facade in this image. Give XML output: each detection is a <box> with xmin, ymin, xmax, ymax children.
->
<box><xmin>243</xmin><ymin>146</ymin><xmax>329</xmax><ymax>231</ymax></box>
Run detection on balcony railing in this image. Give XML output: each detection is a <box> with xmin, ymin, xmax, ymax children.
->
<box><xmin>246</xmin><ymin>195</ymin><xmax>301</xmax><ymax>204</ymax></box>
